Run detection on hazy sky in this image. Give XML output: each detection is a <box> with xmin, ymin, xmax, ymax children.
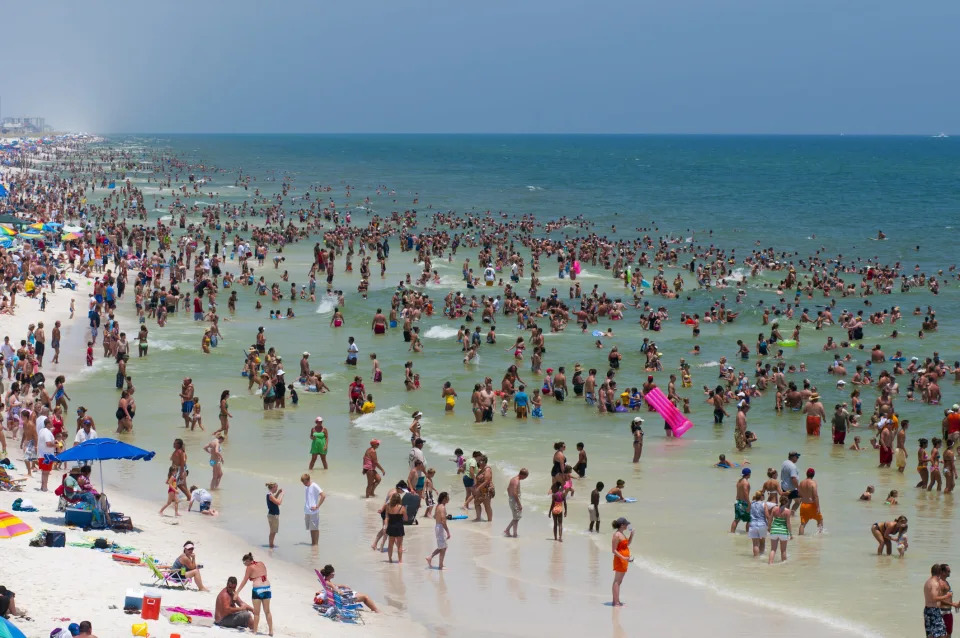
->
<box><xmin>2</xmin><ymin>1</ymin><xmax>957</xmax><ymax>134</ymax></box>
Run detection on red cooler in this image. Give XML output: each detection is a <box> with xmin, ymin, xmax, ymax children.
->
<box><xmin>141</xmin><ymin>591</ymin><xmax>161</xmax><ymax>620</ymax></box>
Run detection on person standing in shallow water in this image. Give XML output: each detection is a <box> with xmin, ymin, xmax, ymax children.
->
<box><xmin>611</xmin><ymin>517</ymin><xmax>634</xmax><ymax>607</ymax></box>
<box><xmin>309</xmin><ymin>417</ymin><xmax>328</xmax><ymax>470</ymax></box>
<box><xmin>472</xmin><ymin>454</ymin><xmax>494</xmax><ymax>522</ymax></box>
<box><xmin>265</xmin><ymin>482</ymin><xmax>283</xmax><ymax>549</ymax></box>
<box><xmin>362</xmin><ymin>439</ymin><xmax>385</xmax><ymax>498</ymax></box>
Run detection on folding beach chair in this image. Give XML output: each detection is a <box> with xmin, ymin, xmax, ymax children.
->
<box><xmin>143</xmin><ymin>555</ymin><xmax>194</xmax><ymax>590</ymax></box>
<box><xmin>0</xmin><ymin>468</ymin><xmax>25</xmax><ymax>492</ymax></box>
<box><xmin>313</xmin><ymin>570</ymin><xmax>364</xmax><ymax>624</ymax></box>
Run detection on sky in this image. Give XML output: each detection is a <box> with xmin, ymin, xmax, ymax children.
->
<box><xmin>1</xmin><ymin>1</ymin><xmax>958</xmax><ymax>134</ymax></box>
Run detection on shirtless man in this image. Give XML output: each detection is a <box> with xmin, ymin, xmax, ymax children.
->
<box><xmin>371</xmin><ymin>308</ymin><xmax>388</xmax><ymax>335</ymax></box>
<box><xmin>503</xmin><ymin>468</ymin><xmax>528</xmax><ymax>538</ymax></box>
<box><xmin>802</xmin><ymin>393</ymin><xmax>825</xmax><ymax>436</ymax></box>
<box><xmin>730</xmin><ymin>468</ymin><xmax>751</xmax><ymax>533</ymax></box>
<box><xmin>584</xmin><ymin>369</ymin><xmax>597</xmax><ymax>406</ymax></box>
<box><xmin>479</xmin><ymin>382</ymin><xmax>495</xmax><ymax>422</ymax></box>
<box><xmin>299</xmin><ymin>352</ymin><xmax>310</xmax><ymax>380</ymax></box>
<box><xmin>180</xmin><ymin>378</ymin><xmax>196</xmax><ymax>429</ymax></box>
<box><xmin>924</xmin><ymin>564</ymin><xmax>949</xmax><ymax>638</ymax></box>
<box><xmin>34</xmin><ymin>321</ymin><xmax>45</xmax><ymax>367</ymax></box>
<box><xmin>215</xmin><ymin>576</ymin><xmax>255</xmax><ymax>630</ymax></box>
<box><xmin>798</xmin><ymin>468</ymin><xmax>823</xmax><ymax>535</ymax></box>
<box><xmin>553</xmin><ymin>366</ymin><xmax>568</xmax><ymax>401</ymax></box>
<box><xmin>735</xmin><ymin>400</ymin><xmax>749</xmax><ymax>451</ymax></box>
<box><xmin>879</xmin><ymin>420</ymin><xmax>895</xmax><ymax>468</ymax></box>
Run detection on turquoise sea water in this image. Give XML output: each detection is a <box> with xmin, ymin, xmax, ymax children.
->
<box><xmin>65</xmin><ymin>134</ymin><xmax>960</xmax><ymax>636</ymax></box>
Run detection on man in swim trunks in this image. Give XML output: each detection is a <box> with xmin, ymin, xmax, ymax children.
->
<box><xmin>215</xmin><ymin>577</ymin><xmax>255</xmax><ymax>630</ymax></box>
<box><xmin>503</xmin><ymin>468</ymin><xmax>527</xmax><ymax>538</ymax></box>
<box><xmin>180</xmin><ymin>378</ymin><xmax>195</xmax><ymax>429</ymax></box>
<box><xmin>879</xmin><ymin>418</ymin><xmax>895</xmax><ymax>468</ymax></box>
<box><xmin>372</xmin><ymin>308</ymin><xmax>387</xmax><ymax>335</ymax></box>
<box><xmin>798</xmin><ymin>468</ymin><xmax>823</xmax><ymax>535</ymax></box>
<box><xmin>803</xmin><ymin>392</ymin><xmax>825</xmax><ymax>436</ymax></box>
<box><xmin>939</xmin><ymin>564</ymin><xmax>956</xmax><ymax>637</ymax></box>
<box><xmin>730</xmin><ymin>468</ymin><xmax>751</xmax><ymax>533</ymax></box>
<box><xmin>924</xmin><ymin>564</ymin><xmax>950</xmax><ymax>638</ymax></box>
<box><xmin>780</xmin><ymin>451</ymin><xmax>802</xmax><ymax>511</ymax></box>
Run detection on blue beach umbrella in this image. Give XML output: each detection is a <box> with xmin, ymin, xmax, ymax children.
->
<box><xmin>47</xmin><ymin>437</ymin><xmax>155</xmax><ymax>491</ymax></box>
<box><xmin>0</xmin><ymin>617</ymin><xmax>27</xmax><ymax>638</ymax></box>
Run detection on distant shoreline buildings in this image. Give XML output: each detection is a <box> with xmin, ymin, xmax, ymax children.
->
<box><xmin>1</xmin><ymin>116</ymin><xmax>54</xmax><ymax>135</ymax></box>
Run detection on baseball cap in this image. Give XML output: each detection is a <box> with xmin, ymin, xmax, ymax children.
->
<box><xmin>370</xmin><ymin>439</ymin><xmax>380</xmax><ymax>446</ymax></box>
<box><xmin>613</xmin><ymin>517</ymin><xmax>631</xmax><ymax>527</ymax></box>
<box><xmin>788</xmin><ymin>451</ymin><xmax>801</xmax><ymax>458</ymax></box>
<box><xmin>741</xmin><ymin>468</ymin><xmax>751</xmax><ymax>476</ymax></box>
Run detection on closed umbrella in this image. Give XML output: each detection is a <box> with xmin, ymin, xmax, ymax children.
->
<box><xmin>48</xmin><ymin>438</ymin><xmax>155</xmax><ymax>491</ymax></box>
<box><xmin>0</xmin><ymin>511</ymin><xmax>32</xmax><ymax>539</ymax></box>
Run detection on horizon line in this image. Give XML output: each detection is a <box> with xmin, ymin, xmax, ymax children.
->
<box><xmin>95</xmin><ymin>131</ymin><xmax>955</xmax><ymax>137</ymax></box>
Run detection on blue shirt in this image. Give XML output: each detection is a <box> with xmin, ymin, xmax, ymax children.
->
<box><xmin>514</xmin><ymin>391</ymin><xmax>528</xmax><ymax>407</ymax></box>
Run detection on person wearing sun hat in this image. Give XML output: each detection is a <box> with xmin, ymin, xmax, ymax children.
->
<box><xmin>803</xmin><ymin>391</ymin><xmax>825</xmax><ymax>436</ymax></box>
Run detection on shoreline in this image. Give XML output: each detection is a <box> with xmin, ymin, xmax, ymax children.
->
<box><xmin>1</xmin><ymin>270</ymin><xmax>874</xmax><ymax>638</ymax></box>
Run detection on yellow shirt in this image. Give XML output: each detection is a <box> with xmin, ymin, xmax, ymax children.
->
<box><xmin>361</xmin><ymin>401</ymin><xmax>375</xmax><ymax>414</ymax></box>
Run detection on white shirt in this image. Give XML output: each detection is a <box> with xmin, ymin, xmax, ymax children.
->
<box><xmin>304</xmin><ymin>482</ymin><xmax>323</xmax><ymax>514</ymax></box>
<box><xmin>408</xmin><ymin>446</ymin><xmax>426</xmax><ymax>470</ymax></box>
<box><xmin>38</xmin><ymin>427</ymin><xmax>56</xmax><ymax>454</ymax></box>
<box><xmin>35</xmin><ymin>415</ymin><xmax>48</xmax><ymax>439</ymax></box>
<box><xmin>75</xmin><ymin>427</ymin><xmax>98</xmax><ymax>444</ymax></box>
<box><xmin>191</xmin><ymin>488</ymin><xmax>212</xmax><ymax>505</ymax></box>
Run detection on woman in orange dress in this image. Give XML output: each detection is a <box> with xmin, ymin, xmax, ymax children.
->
<box><xmin>611</xmin><ymin>516</ymin><xmax>634</xmax><ymax>606</ymax></box>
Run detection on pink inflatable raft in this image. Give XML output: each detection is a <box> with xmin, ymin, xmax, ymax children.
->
<box><xmin>644</xmin><ymin>387</ymin><xmax>694</xmax><ymax>437</ymax></box>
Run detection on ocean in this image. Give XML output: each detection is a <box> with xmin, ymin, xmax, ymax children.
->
<box><xmin>63</xmin><ymin>134</ymin><xmax>960</xmax><ymax>636</ymax></box>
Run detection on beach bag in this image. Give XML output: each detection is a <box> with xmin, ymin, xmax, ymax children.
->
<box><xmin>45</xmin><ymin>531</ymin><xmax>66</xmax><ymax>547</ymax></box>
<box><xmin>94</xmin><ymin>537</ymin><xmax>109</xmax><ymax>549</ymax></box>
<box><xmin>112</xmin><ymin>516</ymin><xmax>133</xmax><ymax>531</ymax></box>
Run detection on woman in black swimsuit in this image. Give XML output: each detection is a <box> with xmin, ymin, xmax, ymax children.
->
<box><xmin>385</xmin><ymin>493</ymin><xmax>407</xmax><ymax>564</ymax></box>
<box><xmin>552</xmin><ymin>441</ymin><xmax>566</xmax><ymax>478</ymax></box>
